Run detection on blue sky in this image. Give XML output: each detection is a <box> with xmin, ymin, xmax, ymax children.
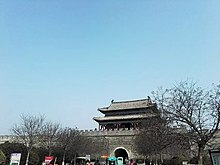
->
<box><xmin>0</xmin><ymin>0</ymin><xmax>219</xmax><ymax>135</ymax></box>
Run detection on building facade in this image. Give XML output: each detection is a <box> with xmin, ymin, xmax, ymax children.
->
<box><xmin>87</xmin><ymin>97</ymin><xmax>159</xmax><ymax>161</ymax></box>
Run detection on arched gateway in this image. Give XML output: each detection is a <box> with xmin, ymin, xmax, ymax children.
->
<box><xmin>114</xmin><ymin>147</ymin><xmax>129</xmax><ymax>162</ymax></box>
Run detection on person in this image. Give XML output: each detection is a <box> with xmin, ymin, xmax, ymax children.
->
<box><xmin>86</xmin><ymin>160</ymin><xmax>91</xmax><ymax>165</ymax></box>
<box><xmin>129</xmin><ymin>159</ymin><xmax>133</xmax><ymax>165</ymax></box>
<box><xmin>94</xmin><ymin>159</ymin><xmax>101</xmax><ymax>165</ymax></box>
<box><xmin>133</xmin><ymin>160</ymin><xmax>137</xmax><ymax>165</ymax></box>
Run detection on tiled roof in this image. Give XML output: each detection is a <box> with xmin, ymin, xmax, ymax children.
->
<box><xmin>93</xmin><ymin>114</ymin><xmax>156</xmax><ymax>122</ymax></box>
<box><xmin>98</xmin><ymin>98</ymin><xmax>154</xmax><ymax>112</ymax></box>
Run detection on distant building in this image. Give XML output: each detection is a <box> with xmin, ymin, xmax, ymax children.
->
<box><xmin>93</xmin><ymin>97</ymin><xmax>158</xmax><ymax>131</ymax></box>
<box><xmin>83</xmin><ymin>98</ymin><xmax>159</xmax><ymax>161</ymax></box>
<box><xmin>0</xmin><ymin>135</ymin><xmax>15</xmax><ymax>144</ymax></box>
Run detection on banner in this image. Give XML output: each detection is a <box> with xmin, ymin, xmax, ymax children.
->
<box><xmin>10</xmin><ymin>153</ymin><xmax>21</xmax><ymax>165</ymax></box>
<box><xmin>209</xmin><ymin>150</ymin><xmax>220</xmax><ymax>165</ymax></box>
<box><xmin>85</xmin><ymin>155</ymin><xmax>90</xmax><ymax>161</ymax></box>
<box><xmin>45</xmin><ymin>156</ymin><xmax>54</xmax><ymax>165</ymax></box>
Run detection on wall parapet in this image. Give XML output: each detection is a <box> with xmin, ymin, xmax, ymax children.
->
<box><xmin>79</xmin><ymin>128</ymin><xmax>139</xmax><ymax>137</ymax></box>
<box><xmin>0</xmin><ymin>128</ymin><xmax>138</xmax><ymax>144</ymax></box>
<box><xmin>0</xmin><ymin>135</ymin><xmax>15</xmax><ymax>144</ymax></box>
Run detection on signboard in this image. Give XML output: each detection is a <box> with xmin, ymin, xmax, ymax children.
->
<box><xmin>45</xmin><ymin>156</ymin><xmax>54</xmax><ymax>165</ymax></box>
<box><xmin>209</xmin><ymin>149</ymin><xmax>220</xmax><ymax>165</ymax></box>
<box><xmin>101</xmin><ymin>155</ymin><xmax>108</xmax><ymax>159</ymax></box>
<box><xmin>10</xmin><ymin>153</ymin><xmax>21</xmax><ymax>165</ymax></box>
<box><xmin>85</xmin><ymin>155</ymin><xmax>90</xmax><ymax>161</ymax></box>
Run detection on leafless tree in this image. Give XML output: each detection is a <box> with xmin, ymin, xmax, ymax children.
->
<box><xmin>68</xmin><ymin>132</ymin><xmax>91</xmax><ymax>163</ymax></box>
<box><xmin>57</xmin><ymin>127</ymin><xmax>90</xmax><ymax>165</ymax></box>
<box><xmin>135</xmin><ymin>116</ymin><xmax>188</xmax><ymax>164</ymax></box>
<box><xmin>57</xmin><ymin>127</ymin><xmax>74</xmax><ymax>165</ymax></box>
<box><xmin>11</xmin><ymin>114</ymin><xmax>45</xmax><ymax>165</ymax></box>
<box><xmin>87</xmin><ymin>136</ymin><xmax>109</xmax><ymax>159</ymax></box>
<box><xmin>39</xmin><ymin>121</ymin><xmax>61</xmax><ymax>156</ymax></box>
<box><xmin>152</xmin><ymin>80</ymin><xmax>220</xmax><ymax>165</ymax></box>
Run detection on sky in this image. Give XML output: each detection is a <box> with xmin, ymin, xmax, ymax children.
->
<box><xmin>0</xmin><ymin>0</ymin><xmax>220</xmax><ymax>135</ymax></box>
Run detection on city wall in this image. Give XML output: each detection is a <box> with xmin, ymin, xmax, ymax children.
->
<box><xmin>0</xmin><ymin>129</ymin><xmax>140</xmax><ymax>159</ymax></box>
<box><xmin>81</xmin><ymin>128</ymin><xmax>140</xmax><ymax>159</ymax></box>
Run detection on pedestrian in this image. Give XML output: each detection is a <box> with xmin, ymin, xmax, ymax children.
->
<box><xmin>94</xmin><ymin>159</ymin><xmax>101</xmax><ymax>165</ymax></box>
<box><xmin>86</xmin><ymin>160</ymin><xmax>92</xmax><ymax>165</ymax></box>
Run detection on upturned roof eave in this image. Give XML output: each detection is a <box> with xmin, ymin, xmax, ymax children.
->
<box><xmin>93</xmin><ymin>114</ymin><xmax>157</xmax><ymax>122</ymax></box>
<box><xmin>98</xmin><ymin>104</ymin><xmax>155</xmax><ymax>113</ymax></box>
<box><xmin>97</xmin><ymin>107</ymin><xmax>109</xmax><ymax>114</ymax></box>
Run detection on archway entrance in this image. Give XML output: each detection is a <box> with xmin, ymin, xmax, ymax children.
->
<box><xmin>114</xmin><ymin>148</ymin><xmax>128</xmax><ymax>164</ymax></box>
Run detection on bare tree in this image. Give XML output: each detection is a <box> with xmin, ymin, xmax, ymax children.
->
<box><xmin>39</xmin><ymin>121</ymin><xmax>61</xmax><ymax>156</ymax></box>
<box><xmin>152</xmin><ymin>80</ymin><xmax>220</xmax><ymax>165</ymax></box>
<box><xmin>134</xmin><ymin>116</ymin><xmax>188</xmax><ymax>164</ymax></box>
<box><xmin>11</xmin><ymin>114</ymin><xmax>45</xmax><ymax>165</ymax></box>
<box><xmin>57</xmin><ymin>127</ymin><xmax>73</xmax><ymax>165</ymax></box>
<box><xmin>57</xmin><ymin>127</ymin><xmax>89</xmax><ymax>165</ymax></box>
<box><xmin>87</xmin><ymin>136</ymin><xmax>109</xmax><ymax>159</ymax></box>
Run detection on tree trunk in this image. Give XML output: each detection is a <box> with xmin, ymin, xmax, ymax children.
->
<box><xmin>160</xmin><ymin>153</ymin><xmax>163</xmax><ymax>165</ymax></box>
<box><xmin>74</xmin><ymin>154</ymin><xmax>77</xmax><ymax>165</ymax></box>
<box><xmin>155</xmin><ymin>153</ymin><xmax>158</xmax><ymax>165</ymax></box>
<box><xmin>25</xmin><ymin>151</ymin><xmax>30</xmax><ymax>165</ymax></box>
<box><xmin>144</xmin><ymin>155</ymin><xmax>147</xmax><ymax>165</ymax></box>
<box><xmin>198</xmin><ymin>154</ymin><xmax>203</xmax><ymax>165</ymax></box>
<box><xmin>198</xmin><ymin>145</ymin><xmax>205</xmax><ymax>165</ymax></box>
<box><xmin>62</xmin><ymin>152</ymin><xmax>66</xmax><ymax>165</ymax></box>
<box><xmin>49</xmin><ymin>148</ymin><xmax>52</xmax><ymax>156</ymax></box>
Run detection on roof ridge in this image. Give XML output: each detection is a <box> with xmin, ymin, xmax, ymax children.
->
<box><xmin>112</xmin><ymin>98</ymin><xmax>148</xmax><ymax>104</ymax></box>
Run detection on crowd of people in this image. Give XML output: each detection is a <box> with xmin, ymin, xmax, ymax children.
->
<box><xmin>85</xmin><ymin>158</ymin><xmax>136</xmax><ymax>165</ymax></box>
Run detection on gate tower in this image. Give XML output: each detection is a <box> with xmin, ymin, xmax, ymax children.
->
<box><xmin>91</xmin><ymin>97</ymin><xmax>159</xmax><ymax>160</ymax></box>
